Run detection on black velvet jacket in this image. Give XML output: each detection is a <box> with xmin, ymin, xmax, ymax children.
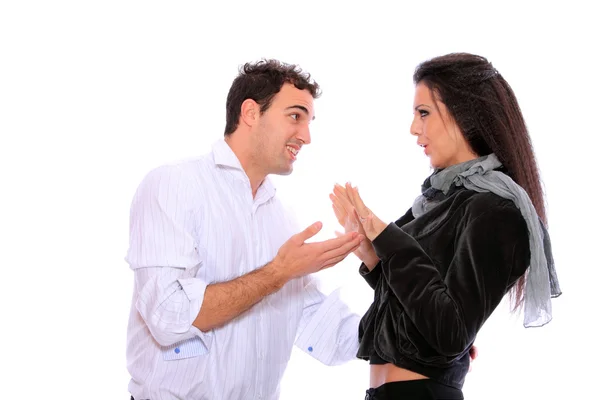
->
<box><xmin>357</xmin><ymin>185</ymin><xmax>530</xmax><ymax>389</ymax></box>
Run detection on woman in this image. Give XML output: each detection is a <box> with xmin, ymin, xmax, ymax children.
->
<box><xmin>330</xmin><ymin>53</ymin><xmax>561</xmax><ymax>399</ymax></box>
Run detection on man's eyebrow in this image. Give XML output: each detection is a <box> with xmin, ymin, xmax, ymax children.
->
<box><xmin>286</xmin><ymin>105</ymin><xmax>315</xmax><ymax>120</ymax></box>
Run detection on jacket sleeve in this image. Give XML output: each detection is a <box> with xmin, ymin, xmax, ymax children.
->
<box><xmin>358</xmin><ymin>261</ymin><xmax>382</xmax><ymax>289</ymax></box>
<box><xmin>371</xmin><ymin>203</ymin><xmax>530</xmax><ymax>357</ymax></box>
<box><xmin>358</xmin><ymin>208</ymin><xmax>415</xmax><ymax>290</ymax></box>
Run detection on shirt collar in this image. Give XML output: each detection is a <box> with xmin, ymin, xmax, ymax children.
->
<box><xmin>211</xmin><ymin>138</ymin><xmax>276</xmax><ymax>200</ymax></box>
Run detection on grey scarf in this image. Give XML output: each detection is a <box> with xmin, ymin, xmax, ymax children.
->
<box><xmin>412</xmin><ymin>154</ymin><xmax>561</xmax><ymax>328</ymax></box>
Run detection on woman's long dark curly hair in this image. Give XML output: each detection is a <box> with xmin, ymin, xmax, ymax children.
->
<box><xmin>414</xmin><ymin>53</ymin><xmax>546</xmax><ymax>310</ymax></box>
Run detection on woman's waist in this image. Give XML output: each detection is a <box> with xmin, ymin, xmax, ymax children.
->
<box><xmin>370</xmin><ymin>363</ymin><xmax>429</xmax><ymax>388</ymax></box>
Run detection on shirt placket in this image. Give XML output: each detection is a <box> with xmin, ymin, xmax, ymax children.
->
<box><xmin>251</xmin><ymin>199</ymin><xmax>266</xmax><ymax>399</ymax></box>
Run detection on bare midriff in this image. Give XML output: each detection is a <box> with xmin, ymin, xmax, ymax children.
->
<box><xmin>370</xmin><ymin>363</ymin><xmax>429</xmax><ymax>388</ymax></box>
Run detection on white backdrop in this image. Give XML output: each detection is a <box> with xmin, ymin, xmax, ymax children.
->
<box><xmin>1</xmin><ymin>1</ymin><xmax>598</xmax><ymax>399</ymax></box>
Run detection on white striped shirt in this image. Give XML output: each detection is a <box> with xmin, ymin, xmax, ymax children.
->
<box><xmin>125</xmin><ymin>139</ymin><xmax>361</xmax><ymax>400</ymax></box>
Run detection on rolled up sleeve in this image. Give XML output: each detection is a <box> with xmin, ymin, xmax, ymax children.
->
<box><xmin>135</xmin><ymin>268</ymin><xmax>211</xmax><ymax>348</ymax></box>
<box><xmin>125</xmin><ymin>165</ymin><xmax>212</xmax><ymax>349</ymax></box>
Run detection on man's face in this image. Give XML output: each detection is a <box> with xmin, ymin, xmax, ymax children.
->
<box><xmin>252</xmin><ymin>83</ymin><xmax>315</xmax><ymax>176</ymax></box>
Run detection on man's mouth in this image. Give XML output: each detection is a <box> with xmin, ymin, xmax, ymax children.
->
<box><xmin>286</xmin><ymin>145</ymin><xmax>299</xmax><ymax>159</ymax></box>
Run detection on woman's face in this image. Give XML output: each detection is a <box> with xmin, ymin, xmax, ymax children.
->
<box><xmin>410</xmin><ymin>82</ymin><xmax>478</xmax><ymax>169</ymax></box>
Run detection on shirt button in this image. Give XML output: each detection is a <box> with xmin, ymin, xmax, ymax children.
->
<box><xmin>174</xmin><ymin>347</ymin><xmax>180</xmax><ymax>354</ymax></box>
<box><xmin>308</xmin><ymin>346</ymin><xmax>313</xmax><ymax>352</ymax></box>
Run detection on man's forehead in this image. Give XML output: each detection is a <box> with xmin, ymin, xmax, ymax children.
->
<box><xmin>277</xmin><ymin>86</ymin><xmax>315</xmax><ymax>117</ymax></box>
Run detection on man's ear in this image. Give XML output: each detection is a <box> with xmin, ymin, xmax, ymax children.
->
<box><xmin>240</xmin><ymin>99</ymin><xmax>260</xmax><ymax>128</ymax></box>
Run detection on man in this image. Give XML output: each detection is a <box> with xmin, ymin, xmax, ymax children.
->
<box><xmin>125</xmin><ymin>59</ymin><xmax>365</xmax><ymax>400</ymax></box>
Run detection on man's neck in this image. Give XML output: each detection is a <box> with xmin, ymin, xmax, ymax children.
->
<box><xmin>224</xmin><ymin>135</ymin><xmax>265</xmax><ymax>198</ymax></box>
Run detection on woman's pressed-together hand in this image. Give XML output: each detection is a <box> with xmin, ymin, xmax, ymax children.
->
<box><xmin>329</xmin><ymin>182</ymin><xmax>386</xmax><ymax>269</ymax></box>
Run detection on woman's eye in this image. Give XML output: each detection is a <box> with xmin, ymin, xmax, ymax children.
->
<box><xmin>419</xmin><ymin>109</ymin><xmax>429</xmax><ymax>118</ymax></box>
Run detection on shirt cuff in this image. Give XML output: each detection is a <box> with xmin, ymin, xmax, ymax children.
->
<box><xmin>177</xmin><ymin>277</ymin><xmax>213</xmax><ymax>349</ymax></box>
<box><xmin>295</xmin><ymin>288</ymin><xmax>360</xmax><ymax>366</ymax></box>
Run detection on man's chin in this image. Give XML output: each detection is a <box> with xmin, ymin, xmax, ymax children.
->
<box><xmin>272</xmin><ymin>166</ymin><xmax>293</xmax><ymax>176</ymax></box>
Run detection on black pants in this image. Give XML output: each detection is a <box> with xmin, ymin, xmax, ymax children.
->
<box><xmin>364</xmin><ymin>379</ymin><xmax>463</xmax><ymax>400</ymax></box>
<box><xmin>131</xmin><ymin>380</ymin><xmax>463</xmax><ymax>400</ymax></box>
